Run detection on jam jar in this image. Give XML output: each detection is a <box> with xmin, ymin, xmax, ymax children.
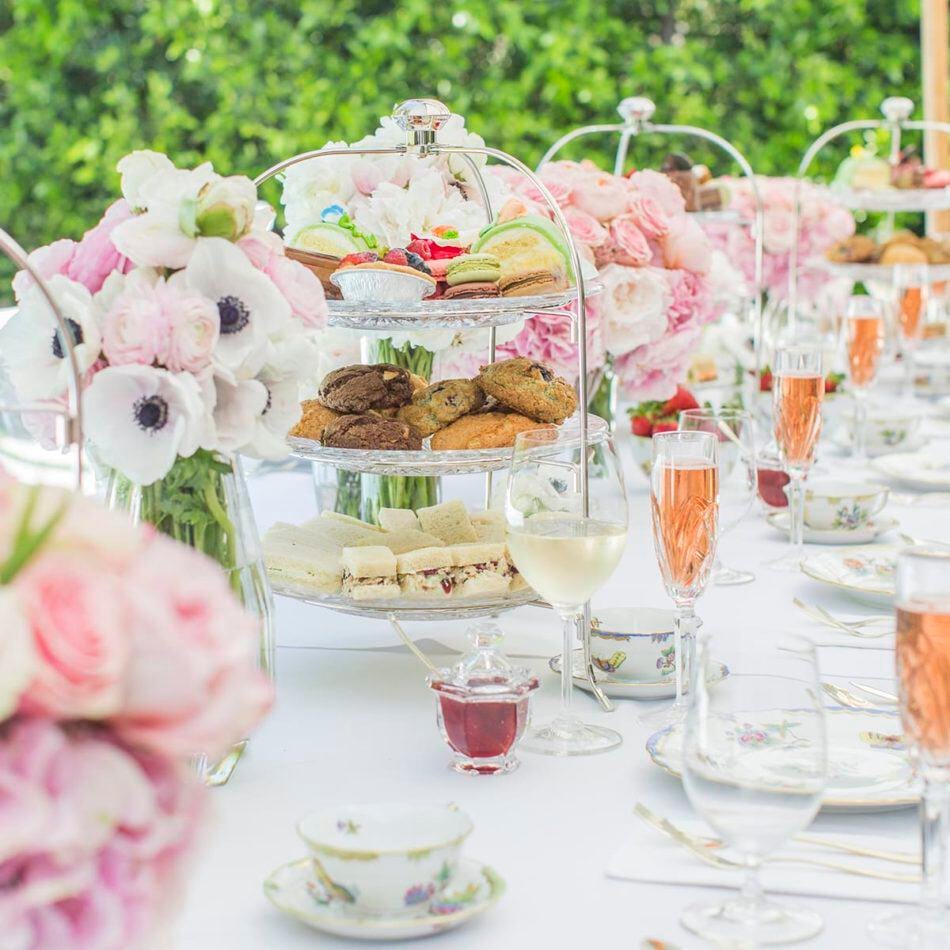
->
<box><xmin>427</xmin><ymin>623</ymin><xmax>539</xmax><ymax>776</ymax></box>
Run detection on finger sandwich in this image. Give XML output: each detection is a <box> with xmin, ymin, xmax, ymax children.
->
<box><xmin>263</xmin><ymin>536</ymin><xmax>342</xmax><ymax>594</ymax></box>
<box><xmin>452</xmin><ymin>542</ymin><xmax>510</xmax><ymax>598</ymax></box>
<box><xmin>396</xmin><ymin>546</ymin><xmax>456</xmax><ymax>599</ymax></box>
<box><xmin>416</xmin><ymin>499</ymin><xmax>478</xmax><ymax>544</ymax></box>
<box><xmin>340</xmin><ymin>546</ymin><xmax>399</xmax><ymax>600</ymax></box>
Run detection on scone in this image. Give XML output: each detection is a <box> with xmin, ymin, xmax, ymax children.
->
<box><xmin>290</xmin><ymin>401</ymin><xmax>341</xmax><ymax>441</ymax></box>
<box><xmin>319</xmin><ymin>364</ymin><xmax>413</xmax><ymax>413</ymax></box>
<box><xmin>322</xmin><ymin>414</ymin><xmax>423</xmax><ymax>451</ymax></box>
<box><xmin>477</xmin><ymin>358</ymin><xmax>577</xmax><ymax>424</ymax></box>
<box><xmin>396</xmin><ymin>379</ymin><xmax>486</xmax><ymax>436</ymax></box>
<box><xmin>825</xmin><ymin>235</ymin><xmax>876</xmax><ymax>264</ymax></box>
<box><xmin>430</xmin><ymin>411</ymin><xmax>553</xmax><ymax>450</ymax></box>
<box><xmin>879</xmin><ymin>242</ymin><xmax>929</xmax><ymax>266</ymax></box>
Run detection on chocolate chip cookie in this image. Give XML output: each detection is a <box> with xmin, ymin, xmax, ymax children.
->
<box><xmin>396</xmin><ymin>379</ymin><xmax>485</xmax><ymax>437</ymax></box>
<box><xmin>430</xmin><ymin>411</ymin><xmax>553</xmax><ymax>450</ymax></box>
<box><xmin>318</xmin><ymin>364</ymin><xmax>413</xmax><ymax>413</ymax></box>
<box><xmin>322</xmin><ymin>414</ymin><xmax>423</xmax><ymax>451</ymax></box>
<box><xmin>476</xmin><ymin>358</ymin><xmax>577</xmax><ymax>424</ymax></box>
<box><xmin>290</xmin><ymin>400</ymin><xmax>341</xmax><ymax>441</ymax></box>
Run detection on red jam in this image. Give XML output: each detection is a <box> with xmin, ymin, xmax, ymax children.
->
<box><xmin>436</xmin><ymin>688</ymin><xmax>530</xmax><ymax>759</ymax></box>
<box><xmin>757</xmin><ymin>466</ymin><xmax>790</xmax><ymax>508</ymax></box>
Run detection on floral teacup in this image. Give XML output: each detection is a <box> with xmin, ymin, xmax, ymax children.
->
<box><xmin>589</xmin><ymin>607</ymin><xmax>677</xmax><ymax>683</ymax></box>
<box><xmin>802</xmin><ymin>481</ymin><xmax>889</xmax><ymax>531</ymax></box>
<box><xmin>841</xmin><ymin>407</ymin><xmax>921</xmax><ymax>454</ymax></box>
<box><xmin>296</xmin><ymin>802</ymin><xmax>472</xmax><ymax>918</ymax></box>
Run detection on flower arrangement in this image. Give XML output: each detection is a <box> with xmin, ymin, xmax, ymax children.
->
<box><xmin>0</xmin><ymin>471</ymin><xmax>272</xmax><ymax>947</ymax></box>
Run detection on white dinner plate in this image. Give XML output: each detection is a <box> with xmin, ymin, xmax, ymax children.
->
<box><xmin>767</xmin><ymin>511</ymin><xmax>898</xmax><ymax>546</ymax></box>
<box><xmin>799</xmin><ymin>545</ymin><xmax>897</xmax><ymax>607</ymax></box>
<box><xmin>872</xmin><ymin>452</ymin><xmax>950</xmax><ymax>492</ymax></box>
<box><xmin>645</xmin><ymin>707</ymin><xmax>917</xmax><ymax>813</ymax></box>
<box><xmin>264</xmin><ymin>856</ymin><xmax>504</xmax><ymax>940</ymax></box>
<box><xmin>831</xmin><ymin>428</ymin><xmax>925</xmax><ymax>458</ymax></box>
<box><xmin>551</xmin><ymin>649</ymin><xmax>728</xmax><ymax>700</ymax></box>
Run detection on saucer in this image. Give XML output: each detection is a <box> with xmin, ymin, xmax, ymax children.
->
<box><xmin>831</xmin><ymin>428</ymin><xmax>925</xmax><ymax>457</ymax></box>
<box><xmin>551</xmin><ymin>649</ymin><xmax>729</xmax><ymax>700</ymax></box>
<box><xmin>799</xmin><ymin>544</ymin><xmax>897</xmax><ymax>608</ymax></box>
<box><xmin>767</xmin><ymin>511</ymin><xmax>898</xmax><ymax>545</ymax></box>
<box><xmin>264</xmin><ymin>856</ymin><xmax>504</xmax><ymax>940</ymax></box>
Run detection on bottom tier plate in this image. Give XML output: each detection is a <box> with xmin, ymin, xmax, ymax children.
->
<box><xmin>272</xmin><ymin>580</ymin><xmax>540</xmax><ymax>621</ymax></box>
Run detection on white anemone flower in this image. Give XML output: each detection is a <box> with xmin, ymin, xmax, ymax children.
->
<box><xmin>84</xmin><ymin>364</ymin><xmax>215</xmax><ymax>485</ymax></box>
<box><xmin>0</xmin><ymin>275</ymin><xmax>100</xmax><ymax>401</ymax></box>
<box><xmin>213</xmin><ymin>375</ymin><xmax>268</xmax><ymax>454</ymax></box>
<box><xmin>184</xmin><ymin>237</ymin><xmax>291</xmax><ymax>380</ymax></box>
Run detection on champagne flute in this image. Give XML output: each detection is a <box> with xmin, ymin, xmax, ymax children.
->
<box><xmin>843</xmin><ymin>295</ymin><xmax>886</xmax><ymax>462</ymax></box>
<box><xmin>769</xmin><ymin>344</ymin><xmax>823</xmax><ymax>572</ymax></box>
<box><xmin>894</xmin><ymin>264</ymin><xmax>928</xmax><ymax>401</ymax></box>
<box><xmin>679</xmin><ymin>408</ymin><xmax>756</xmax><ymax>586</ymax></box>
<box><xmin>870</xmin><ymin>546</ymin><xmax>950</xmax><ymax>948</ymax></box>
<box><xmin>681</xmin><ymin>635</ymin><xmax>828</xmax><ymax>945</ymax></box>
<box><xmin>641</xmin><ymin>430</ymin><xmax>718</xmax><ymax>727</ymax></box>
<box><xmin>505</xmin><ymin>421</ymin><xmax>628</xmax><ymax>756</ymax></box>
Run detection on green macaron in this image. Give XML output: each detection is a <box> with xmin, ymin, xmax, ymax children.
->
<box><xmin>444</xmin><ymin>253</ymin><xmax>501</xmax><ymax>287</ymax></box>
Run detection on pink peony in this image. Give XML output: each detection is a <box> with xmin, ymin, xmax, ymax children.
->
<box><xmin>662</xmin><ymin>216</ymin><xmax>711</xmax><ymax>274</ymax></box>
<box><xmin>607</xmin><ymin>215</ymin><xmax>652</xmax><ymax>266</ymax></box>
<box><xmin>628</xmin><ymin>169</ymin><xmax>686</xmax><ymax>217</ymax></box>
<box><xmin>598</xmin><ymin>264</ymin><xmax>671</xmax><ymax>356</ymax></box>
<box><xmin>666</xmin><ymin>269</ymin><xmax>714</xmax><ymax>331</ymax></box>
<box><xmin>266</xmin><ymin>255</ymin><xmax>328</xmax><ymax>329</ymax></box>
<box><xmin>159</xmin><ymin>280</ymin><xmax>219</xmax><ymax>374</ymax></box>
<box><xmin>100</xmin><ymin>278</ymin><xmax>170</xmax><ymax>367</ymax></box>
<box><xmin>571</xmin><ymin>171</ymin><xmax>630</xmax><ymax>222</ymax></box>
<box><xmin>564</xmin><ymin>207</ymin><xmax>608</xmax><ymax>248</ymax></box>
<box><xmin>615</xmin><ymin>323</ymin><xmax>703</xmax><ymax>402</ymax></box>
<box><xmin>66</xmin><ymin>200</ymin><xmax>135</xmax><ymax>295</ymax></box>
<box><xmin>12</xmin><ymin>240</ymin><xmax>77</xmax><ymax>302</ymax></box>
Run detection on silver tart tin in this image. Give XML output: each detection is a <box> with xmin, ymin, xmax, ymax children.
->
<box><xmin>330</xmin><ymin>266</ymin><xmax>436</xmax><ymax>303</ymax></box>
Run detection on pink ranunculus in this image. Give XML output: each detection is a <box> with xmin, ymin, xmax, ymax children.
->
<box><xmin>159</xmin><ymin>281</ymin><xmax>220</xmax><ymax>374</ymax></box>
<box><xmin>11</xmin><ymin>240</ymin><xmax>77</xmax><ymax>302</ymax></box>
<box><xmin>615</xmin><ymin>323</ymin><xmax>703</xmax><ymax>402</ymax></box>
<box><xmin>114</xmin><ymin>533</ymin><xmax>273</xmax><ymax>759</ymax></box>
<box><xmin>237</xmin><ymin>229</ymin><xmax>284</xmax><ymax>271</ymax></box>
<box><xmin>564</xmin><ymin>207</ymin><xmax>609</xmax><ymax>248</ymax></box>
<box><xmin>598</xmin><ymin>263</ymin><xmax>671</xmax><ymax>356</ymax></box>
<box><xmin>66</xmin><ymin>200</ymin><xmax>135</xmax><ymax>295</ymax></box>
<box><xmin>100</xmin><ymin>279</ymin><xmax>170</xmax><ymax>367</ymax></box>
<box><xmin>571</xmin><ymin>171</ymin><xmax>630</xmax><ymax>222</ymax></box>
<box><xmin>608</xmin><ymin>215</ymin><xmax>652</xmax><ymax>265</ymax></box>
<box><xmin>15</xmin><ymin>552</ymin><xmax>129</xmax><ymax>720</ymax></box>
<box><xmin>662</xmin><ymin>215</ymin><xmax>712</xmax><ymax>274</ymax></box>
<box><xmin>628</xmin><ymin>169</ymin><xmax>686</xmax><ymax>217</ymax></box>
<box><xmin>265</xmin><ymin>255</ymin><xmax>328</xmax><ymax>330</ymax></box>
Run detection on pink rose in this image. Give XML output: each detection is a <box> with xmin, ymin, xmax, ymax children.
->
<box><xmin>629</xmin><ymin>194</ymin><xmax>671</xmax><ymax>241</ymax></box>
<box><xmin>598</xmin><ymin>264</ymin><xmax>671</xmax><ymax>356</ymax></box>
<box><xmin>100</xmin><ymin>279</ymin><xmax>170</xmax><ymax>367</ymax></box>
<box><xmin>628</xmin><ymin>169</ymin><xmax>686</xmax><ymax>217</ymax></box>
<box><xmin>530</xmin><ymin>163</ymin><xmax>579</xmax><ymax>206</ymax></box>
<box><xmin>12</xmin><ymin>240</ymin><xmax>77</xmax><ymax>302</ymax></box>
<box><xmin>16</xmin><ymin>552</ymin><xmax>128</xmax><ymax>720</ymax></box>
<box><xmin>564</xmin><ymin>207</ymin><xmax>608</xmax><ymax>248</ymax></box>
<box><xmin>159</xmin><ymin>281</ymin><xmax>220</xmax><ymax>373</ymax></box>
<box><xmin>571</xmin><ymin>172</ymin><xmax>629</xmax><ymax>222</ymax></box>
<box><xmin>762</xmin><ymin>206</ymin><xmax>796</xmax><ymax>254</ymax></box>
<box><xmin>667</xmin><ymin>269</ymin><xmax>714</xmax><ymax>330</ymax></box>
<box><xmin>66</xmin><ymin>200</ymin><xmax>135</xmax><ymax>295</ymax></box>
<box><xmin>662</xmin><ymin>216</ymin><xmax>711</xmax><ymax>274</ymax></box>
<box><xmin>266</xmin><ymin>255</ymin><xmax>328</xmax><ymax>329</ymax></box>
<box><xmin>608</xmin><ymin>215</ymin><xmax>652</xmax><ymax>265</ymax></box>
<box><xmin>615</xmin><ymin>323</ymin><xmax>703</xmax><ymax>402</ymax></box>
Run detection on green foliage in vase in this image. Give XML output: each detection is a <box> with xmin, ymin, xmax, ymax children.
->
<box><xmin>0</xmin><ymin>0</ymin><xmax>921</xmax><ymax>299</ymax></box>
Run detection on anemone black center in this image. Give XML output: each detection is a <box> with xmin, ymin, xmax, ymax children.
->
<box><xmin>263</xmin><ymin>386</ymin><xmax>272</xmax><ymax>415</ymax></box>
<box><xmin>217</xmin><ymin>295</ymin><xmax>250</xmax><ymax>334</ymax></box>
<box><xmin>50</xmin><ymin>319</ymin><xmax>84</xmax><ymax>359</ymax></box>
<box><xmin>133</xmin><ymin>394</ymin><xmax>169</xmax><ymax>432</ymax></box>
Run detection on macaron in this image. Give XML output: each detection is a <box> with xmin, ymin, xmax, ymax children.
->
<box><xmin>445</xmin><ymin>253</ymin><xmax>501</xmax><ymax>287</ymax></box>
<box><xmin>442</xmin><ymin>282</ymin><xmax>502</xmax><ymax>300</ymax></box>
<box><xmin>498</xmin><ymin>270</ymin><xmax>567</xmax><ymax>297</ymax></box>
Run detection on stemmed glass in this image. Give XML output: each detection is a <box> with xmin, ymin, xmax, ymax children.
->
<box><xmin>894</xmin><ymin>264</ymin><xmax>927</xmax><ymax>400</ymax></box>
<box><xmin>870</xmin><ymin>546</ymin><xmax>950</xmax><ymax>947</ymax></box>
<box><xmin>679</xmin><ymin>408</ymin><xmax>756</xmax><ymax>586</ymax></box>
<box><xmin>505</xmin><ymin>421</ymin><xmax>628</xmax><ymax>756</ymax></box>
<box><xmin>769</xmin><ymin>344</ymin><xmax>824</xmax><ymax>572</ymax></box>
<box><xmin>842</xmin><ymin>295</ymin><xmax>886</xmax><ymax>462</ymax></box>
<box><xmin>681</xmin><ymin>636</ymin><xmax>828</xmax><ymax>946</ymax></box>
<box><xmin>642</xmin><ymin>430</ymin><xmax>718</xmax><ymax>727</ymax></box>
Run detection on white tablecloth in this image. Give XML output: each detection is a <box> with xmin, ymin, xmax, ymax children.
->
<box><xmin>177</xmin><ymin>421</ymin><xmax>946</xmax><ymax>950</ymax></box>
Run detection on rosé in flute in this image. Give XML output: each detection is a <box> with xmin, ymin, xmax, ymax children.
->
<box><xmin>846</xmin><ymin>315</ymin><xmax>885</xmax><ymax>388</ymax></box>
<box><xmin>773</xmin><ymin>373</ymin><xmax>823</xmax><ymax>470</ymax></box>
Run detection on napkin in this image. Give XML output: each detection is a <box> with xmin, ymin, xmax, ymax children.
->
<box><xmin>607</xmin><ymin>814</ymin><xmax>919</xmax><ymax>905</ymax></box>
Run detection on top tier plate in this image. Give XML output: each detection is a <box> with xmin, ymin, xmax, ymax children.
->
<box><xmin>818</xmin><ymin>259</ymin><xmax>950</xmax><ymax>283</ymax></box>
<box><xmin>831</xmin><ymin>186</ymin><xmax>950</xmax><ymax>213</ymax></box>
<box><xmin>325</xmin><ymin>286</ymin><xmax>590</xmax><ymax>331</ymax></box>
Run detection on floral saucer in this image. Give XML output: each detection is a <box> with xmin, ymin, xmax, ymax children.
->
<box><xmin>767</xmin><ymin>511</ymin><xmax>898</xmax><ymax>545</ymax></box>
<box><xmin>551</xmin><ymin>649</ymin><xmax>728</xmax><ymax>700</ymax></box>
<box><xmin>799</xmin><ymin>544</ymin><xmax>897</xmax><ymax>607</ymax></box>
<box><xmin>831</xmin><ymin>428</ymin><xmax>925</xmax><ymax>458</ymax></box>
<box><xmin>263</xmin><ymin>856</ymin><xmax>504</xmax><ymax>940</ymax></box>
<box><xmin>871</xmin><ymin>451</ymin><xmax>950</xmax><ymax>492</ymax></box>
<box><xmin>645</xmin><ymin>707</ymin><xmax>917</xmax><ymax>814</ymax></box>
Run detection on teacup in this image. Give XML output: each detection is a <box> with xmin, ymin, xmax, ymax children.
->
<box><xmin>297</xmin><ymin>802</ymin><xmax>472</xmax><ymax>917</ymax></box>
<box><xmin>841</xmin><ymin>406</ymin><xmax>921</xmax><ymax>454</ymax></box>
<box><xmin>589</xmin><ymin>607</ymin><xmax>677</xmax><ymax>683</ymax></box>
<box><xmin>802</xmin><ymin>480</ymin><xmax>889</xmax><ymax>531</ymax></box>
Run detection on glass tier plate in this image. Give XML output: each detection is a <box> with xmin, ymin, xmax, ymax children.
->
<box><xmin>326</xmin><ymin>285</ymin><xmax>595</xmax><ymax>331</ymax></box>
<box><xmin>271</xmin><ymin>580</ymin><xmax>540</xmax><ymax>621</ymax></box>
<box><xmin>688</xmin><ymin>209</ymin><xmax>744</xmax><ymax>225</ymax></box>
<box><xmin>289</xmin><ymin>413</ymin><xmax>609</xmax><ymax>475</ymax></box>
<box><xmin>831</xmin><ymin>185</ymin><xmax>950</xmax><ymax>213</ymax></box>
<box><xmin>819</xmin><ymin>259</ymin><xmax>950</xmax><ymax>283</ymax></box>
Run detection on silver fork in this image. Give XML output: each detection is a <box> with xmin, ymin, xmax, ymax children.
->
<box><xmin>634</xmin><ymin>803</ymin><xmax>920</xmax><ymax>882</ymax></box>
<box><xmin>793</xmin><ymin>598</ymin><xmax>894</xmax><ymax>638</ymax></box>
<box><xmin>822</xmin><ymin>682</ymin><xmax>881</xmax><ymax>711</ymax></box>
<box><xmin>849</xmin><ymin>680</ymin><xmax>899</xmax><ymax>705</ymax></box>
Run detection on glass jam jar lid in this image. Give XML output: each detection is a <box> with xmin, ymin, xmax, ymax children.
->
<box><xmin>427</xmin><ymin>622</ymin><xmax>539</xmax><ymax>700</ymax></box>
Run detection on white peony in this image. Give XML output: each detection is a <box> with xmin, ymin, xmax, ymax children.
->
<box><xmin>599</xmin><ymin>264</ymin><xmax>671</xmax><ymax>356</ymax></box>
<box><xmin>0</xmin><ymin>588</ymin><xmax>36</xmax><ymax>720</ymax></box>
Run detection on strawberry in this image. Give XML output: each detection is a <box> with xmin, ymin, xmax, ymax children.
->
<box><xmin>759</xmin><ymin>367</ymin><xmax>773</xmax><ymax>392</ymax></box>
<box><xmin>383</xmin><ymin>248</ymin><xmax>409</xmax><ymax>267</ymax></box>
<box><xmin>339</xmin><ymin>251</ymin><xmax>378</xmax><ymax>267</ymax></box>
<box><xmin>652</xmin><ymin>419</ymin><xmax>678</xmax><ymax>434</ymax></box>
<box><xmin>661</xmin><ymin>385</ymin><xmax>699</xmax><ymax>415</ymax></box>
<box><xmin>824</xmin><ymin>372</ymin><xmax>845</xmax><ymax>394</ymax></box>
<box><xmin>630</xmin><ymin>415</ymin><xmax>653</xmax><ymax>437</ymax></box>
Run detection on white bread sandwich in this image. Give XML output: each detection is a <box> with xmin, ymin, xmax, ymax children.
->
<box><xmin>320</xmin><ymin>511</ymin><xmax>382</xmax><ymax>531</ymax></box>
<box><xmin>416</xmin><ymin>499</ymin><xmax>478</xmax><ymax>545</ymax></box>
<box><xmin>354</xmin><ymin>529</ymin><xmax>446</xmax><ymax>555</ymax></box>
<box><xmin>451</xmin><ymin>542</ymin><xmax>510</xmax><ymax>598</ymax></box>
<box><xmin>295</xmin><ymin>515</ymin><xmax>383</xmax><ymax>549</ymax></box>
<box><xmin>340</xmin><ymin>546</ymin><xmax>399</xmax><ymax>600</ymax></box>
<box><xmin>396</xmin><ymin>546</ymin><xmax>456</xmax><ymax>599</ymax></box>
<box><xmin>471</xmin><ymin>509</ymin><xmax>506</xmax><ymax>543</ymax></box>
<box><xmin>263</xmin><ymin>536</ymin><xmax>342</xmax><ymax>594</ymax></box>
<box><xmin>377</xmin><ymin>508</ymin><xmax>421</xmax><ymax>533</ymax></box>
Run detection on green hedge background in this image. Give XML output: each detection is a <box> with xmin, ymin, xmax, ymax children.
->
<box><xmin>0</xmin><ymin>0</ymin><xmax>923</xmax><ymax>299</ymax></box>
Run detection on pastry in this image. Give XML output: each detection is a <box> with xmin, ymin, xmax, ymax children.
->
<box><xmin>661</xmin><ymin>153</ymin><xmax>698</xmax><ymax>211</ymax></box>
<box><xmin>396</xmin><ymin>379</ymin><xmax>486</xmax><ymax>436</ymax></box>
<box><xmin>825</xmin><ymin>235</ymin><xmax>877</xmax><ymax>264</ymax></box>
<box><xmin>322</xmin><ymin>414</ymin><xmax>423</xmax><ymax>451</ymax></box>
<box><xmin>319</xmin><ymin>364</ymin><xmax>413</xmax><ymax>413</ymax></box>
<box><xmin>442</xmin><ymin>282</ymin><xmax>501</xmax><ymax>300</ymax></box>
<box><xmin>879</xmin><ymin>242</ymin><xmax>929</xmax><ymax>266</ymax></box>
<box><xmin>476</xmin><ymin>358</ymin><xmax>578</xmax><ymax>424</ymax></box>
<box><xmin>416</xmin><ymin>499</ymin><xmax>478</xmax><ymax>545</ymax></box>
<box><xmin>290</xmin><ymin>400</ymin><xmax>341</xmax><ymax>440</ymax></box>
<box><xmin>497</xmin><ymin>270</ymin><xmax>567</xmax><ymax>297</ymax></box>
<box><xmin>340</xmin><ymin>546</ymin><xmax>400</xmax><ymax>601</ymax></box>
<box><xmin>445</xmin><ymin>253</ymin><xmax>501</xmax><ymax>286</ymax></box>
<box><xmin>409</xmin><ymin>372</ymin><xmax>428</xmax><ymax>394</ymax></box>
<box><xmin>430</xmin><ymin>411</ymin><xmax>553</xmax><ymax>450</ymax></box>
<box><xmin>470</xmin><ymin>214</ymin><xmax>573</xmax><ymax>281</ymax></box>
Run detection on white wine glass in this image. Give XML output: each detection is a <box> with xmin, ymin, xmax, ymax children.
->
<box><xmin>642</xmin><ymin>429</ymin><xmax>718</xmax><ymax>728</ymax></box>
<box><xmin>870</xmin><ymin>546</ymin><xmax>950</xmax><ymax>948</ymax></box>
<box><xmin>681</xmin><ymin>635</ymin><xmax>828</xmax><ymax>946</ymax></box>
<box><xmin>505</xmin><ymin>421</ymin><xmax>628</xmax><ymax>756</ymax></box>
<box><xmin>679</xmin><ymin>408</ymin><xmax>756</xmax><ymax>585</ymax></box>
<box><xmin>842</xmin><ymin>295</ymin><xmax>886</xmax><ymax>462</ymax></box>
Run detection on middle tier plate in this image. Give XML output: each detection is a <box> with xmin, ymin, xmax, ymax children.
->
<box><xmin>290</xmin><ymin>413</ymin><xmax>609</xmax><ymax>476</ymax></box>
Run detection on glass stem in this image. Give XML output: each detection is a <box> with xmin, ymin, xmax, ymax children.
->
<box><xmin>672</xmin><ymin>602</ymin><xmax>696</xmax><ymax>708</ymax></box>
<box><xmin>919</xmin><ymin>767</ymin><xmax>950</xmax><ymax>919</ymax></box>
<box><xmin>853</xmin><ymin>392</ymin><xmax>868</xmax><ymax>462</ymax></box>
<box><xmin>788</xmin><ymin>470</ymin><xmax>805</xmax><ymax>558</ymax></box>
<box><xmin>740</xmin><ymin>863</ymin><xmax>765</xmax><ymax>912</ymax></box>
<box><xmin>903</xmin><ymin>346</ymin><xmax>915</xmax><ymax>400</ymax></box>
<box><xmin>559</xmin><ymin>610</ymin><xmax>580</xmax><ymax>719</ymax></box>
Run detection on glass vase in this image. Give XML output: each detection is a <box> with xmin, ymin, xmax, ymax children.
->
<box><xmin>588</xmin><ymin>359</ymin><xmax>618</xmax><ymax>432</ymax></box>
<box><xmin>103</xmin><ymin>448</ymin><xmax>275</xmax><ymax>785</ymax></box>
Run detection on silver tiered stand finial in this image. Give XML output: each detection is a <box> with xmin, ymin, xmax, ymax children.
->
<box><xmin>254</xmin><ymin>100</ymin><xmax>615</xmax><ymax>706</ymax></box>
<box><xmin>787</xmin><ymin>96</ymin><xmax>950</xmax><ymax>327</ymax></box>
<box><xmin>0</xmin><ymin>228</ymin><xmax>85</xmax><ymax>491</ymax></box>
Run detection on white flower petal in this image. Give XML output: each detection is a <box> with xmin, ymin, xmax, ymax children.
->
<box><xmin>111</xmin><ymin>208</ymin><xmax>197</xmax><ymax>269</ymax></box>
<box><xmin>213</xmin><ymin>376</ymin><xmax>267</xmax><ymax>453</ymax></box>
<box><xmin>117</xmin><ymin>150</ymin><xmax>176</xmax><ymax>210</ymax></box>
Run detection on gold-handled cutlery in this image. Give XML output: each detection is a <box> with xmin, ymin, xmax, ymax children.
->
<box><xmin>634</xmin><ymin>803</ymin><xmax>920</xmax><ymax>882</ymax></box>
<box><xmin>848</xmin><ymin>680</ymin><xmax>899</xmax><ymax>705</ymax></box>
<box><xmin>793</xmin><ymin>598</ymin><xmax>893</xmax><ymax>638</ymax></box>
<box><xmin>821</xmin><ymin>682</ymin><xmax>883</xmax><ymax>711</ymax></box>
